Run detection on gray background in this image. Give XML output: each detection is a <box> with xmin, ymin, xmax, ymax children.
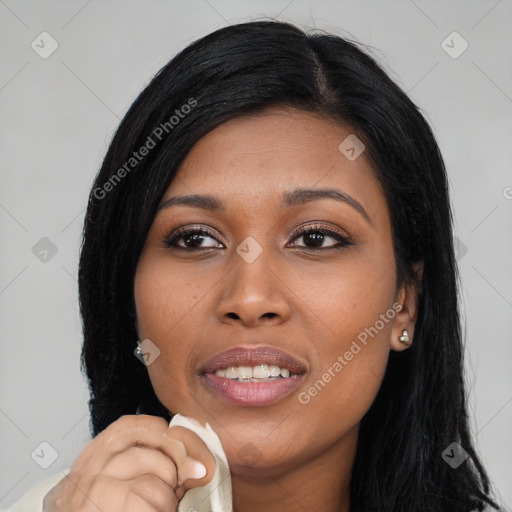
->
<box><xmin>1</xmin><ymin>0</ymin><xmax>511</xmax><ymax>508</ymax></box>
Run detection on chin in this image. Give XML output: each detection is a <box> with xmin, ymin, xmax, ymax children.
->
<box><xmin>220</xmin><ymin>433</ymin><xmax>306</xmax><ymax>477</ymax></box>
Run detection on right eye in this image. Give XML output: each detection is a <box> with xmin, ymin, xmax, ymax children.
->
<box><xmin>163</xmin><ymin>226</ymin><xmax>225</xmax><ymax>250</ymax></box>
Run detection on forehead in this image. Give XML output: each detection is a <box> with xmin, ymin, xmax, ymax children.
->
<box><xmin>166</xmin><ymin>108</ymin><xmax>385</xmax><ymax>217</ymax></box>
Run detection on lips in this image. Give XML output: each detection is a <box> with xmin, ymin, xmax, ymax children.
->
<box><xmin>200</xmin><ymin>345</ymin><xmax>308</xmax><ymax>407</ymax></box>
<box><xmin>202</xmin><ymin>346</ymin><xmax>307</xmax><ymax>376</ymax></box>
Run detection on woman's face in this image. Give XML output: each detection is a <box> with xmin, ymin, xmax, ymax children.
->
<box><xmin>134</xmin><ymin>107</ymin><xmax>418</xmax><ymax>476</ymax></box>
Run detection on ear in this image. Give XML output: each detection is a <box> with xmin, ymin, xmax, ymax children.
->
<box><xmin>390</xmin><ymin>262</ymin><xmax>423</xmax><ymax>352</ymax></box>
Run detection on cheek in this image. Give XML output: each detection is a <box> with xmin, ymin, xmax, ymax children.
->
<box><xmin>134</xmin><ymin>254</ymin><xmax>210</xmax><ymax>340</ymax></box>
<box><xmin>133</xmin><ymin>255</ymin><xmax>215</xmax><ymax>408</ymax></box>
<box><xmin>291</xmin><ymin>253</ymin><xmax>395</xmax><ymax>420</ymax></box>
<box><xmin>296</xmin><ymin>301</ymin><xmax>393</xmax><ymax>439</ymax></box>
<box><xmin>290</xmin><ymin>245</ymin><xmax>396</xmax><ymax>340</ymax></box>
<box><xmin>303</xmin><ymin>330</ymin><xmax>391</xmax><ymax>407</ymax></box>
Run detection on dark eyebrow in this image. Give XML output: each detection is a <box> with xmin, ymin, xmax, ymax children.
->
<box><xmin>282</xmin><ymin>188</ymin><xmax>371</xmax><ymax>224</ymax></box>
<box><xmin>157</xmin><ymin>194</ymin><xmax>225</xmax><ymax>212</ymax></box>
<box><xmin>157</xmin><ymin>188</ymin><xmax>371</xmax><ymax>224</ymax></box>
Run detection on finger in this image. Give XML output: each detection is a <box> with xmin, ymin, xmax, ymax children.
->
<box><xmin>164</xmin><ymin>426</ymin><xmax>217</xmax><ymax>490</ymax></box>
<box><xmin>128</xmin><ymin>474</ymin><xmax>179</xmax><ymax>512</ymax></box>
<box><xmin>72</xmin><ymin>415</ymin><xmax>173</xmax><ymax>475</ymax></box>
<box><xmin>86</xmin><ymin>473</ymin><xmax>177</xmax><ymax>512</ymax></box>
<box><xmin>102</xmin><ymin>446</ymin><xmax>178</xmax><ymax>488</ymax></box>
<box><xmin>42</xmin><ymin>475</ymin><xmax>82</xmax><ymax>511</ymax></box>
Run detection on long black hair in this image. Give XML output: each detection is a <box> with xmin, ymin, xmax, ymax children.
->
<box><xmin>78</xmin><ymin>20</ymin><xmax>500</xmax><ymax>511</ymax></box>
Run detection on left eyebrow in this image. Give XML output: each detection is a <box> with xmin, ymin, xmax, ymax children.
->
<box><xmin>282</xmin><ymin>188</ymin><xmax>372</xmax><ymax>225</ymax></box>
<box><xmin>156</xmin><ymin>187</ymin><xmax>372</xmax><ymax>225</ymax></box>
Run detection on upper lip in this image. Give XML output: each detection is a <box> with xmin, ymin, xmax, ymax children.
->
<box><xmin>202</xmin><ymin>345</ymin><xmax>307</xmax><ymax>375</ymax></box>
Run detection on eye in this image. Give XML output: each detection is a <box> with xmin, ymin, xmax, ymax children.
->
<box><xmin>288</xmin><ymin>223</ymin><xmax>353</xmax><ymax>250</ymax></box>
<box><xmin>163</xmin><ymin>223</ymin><xmax>353</xmax><ymax>252</ymax></box>
<box><xmin>163</xmin><ymin>225</ymin><xmax>224</xmax><ymax>250</ymax></box>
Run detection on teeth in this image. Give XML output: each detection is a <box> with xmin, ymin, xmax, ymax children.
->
<box><xmin>252</xmin><ymin>364</ymin><xmax>270</xmax><ymax>378</ymax></box>
<box><xmin>214</xmin><ymin>364</ymin><xmax>294</xmax><ymax>380</ymax></box>
<box><xmin>237</xmin><ymin>366</ymin><xmax>253</xmax><ymax>379</ymax></box>
<box><xmin>269</xmin><ymin>365</ymin><xmax>281</xmax><ymax>377</ymax></box>
<box><xmin>225</xmin><ymin>366</ymin><xmax>238</xmax><ymax>379</ymax></box>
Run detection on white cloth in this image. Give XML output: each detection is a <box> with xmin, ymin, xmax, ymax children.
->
<box><xmin>170</xmin><ymin>413</ymin><xmax>232</xmax><ymax>512</ymax></box>
<box><xmin>2</xmin><ymin>414</ymin><xmax>232</xmax><ymax>512</ymax></box>
<box><xmin>1</xmin><ymin>470</ymin><xmax>70</xmax><ymax>512</ymax></box>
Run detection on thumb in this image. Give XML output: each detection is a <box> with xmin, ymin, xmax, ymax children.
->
<box><xmin>179</xmin><ymin>456</ymin><xmax>208</xmax><ymax>486</ymax></box>
<box><xmin>165</xmin><ymin>425</ymin><xmax>217</xmax><ymax>490</ymax></box>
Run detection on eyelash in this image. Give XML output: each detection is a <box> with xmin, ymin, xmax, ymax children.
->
<box><xmin>162</xmin><ymin>223</ymin><xmax>353</xmax><ymax>252</ymax></box>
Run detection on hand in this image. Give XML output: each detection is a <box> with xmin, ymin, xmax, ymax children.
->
<box><xmin>43</xmin><ymin>414</ymin><xmax>216</xmax><ymax>511</ymax></box>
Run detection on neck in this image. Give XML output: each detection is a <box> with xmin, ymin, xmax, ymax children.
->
<box><xmin>230</xmin><ymin>426</ymin><xmax>357</xmax><ymax>512</ymax></box>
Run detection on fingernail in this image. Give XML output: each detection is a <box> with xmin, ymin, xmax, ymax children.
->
<box><xmin>188</xmin><ymin>460</ymin><xmax>207</xmax><ymax>479</ymax></box>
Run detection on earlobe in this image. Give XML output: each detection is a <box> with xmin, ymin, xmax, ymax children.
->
<box><xmin>390</xmin><ymin>262</ymin><xmax>423</xmax><ymax>352</ymax></box>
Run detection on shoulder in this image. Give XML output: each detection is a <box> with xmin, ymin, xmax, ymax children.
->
<box><xmin>1</xmin><ymin>469</ymin><xmax>69</xmax><ymax>512</ymax></box>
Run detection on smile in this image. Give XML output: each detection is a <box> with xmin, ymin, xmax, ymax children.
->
<box><xmin>214</xmin><ymin>364</ymin><xmax>294</xmax><ymax>380</ymax></box>
<box><xmin>201</xmin><ymin>346</ymin><xmax>307</xmax><ymax>406</ymax></box>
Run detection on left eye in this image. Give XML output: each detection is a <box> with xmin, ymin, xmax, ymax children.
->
<box><xmin>288</xmin><ymin>226</ymin><xmax>352</xmax><ymax>250</ymax></box>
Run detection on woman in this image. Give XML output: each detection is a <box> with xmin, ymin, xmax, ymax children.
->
<box><xmin>9</xmin><ymin>20</ymin><xmax>502</xmax><ymax>512</ymax></box>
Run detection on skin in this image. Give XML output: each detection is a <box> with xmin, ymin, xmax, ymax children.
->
<box><xmin>132</xmin><ymin>107</ymin><xmax>421</xmax><ymax>512</ymax></box>
<box><xmin>44</xmin><ymin>416</ymin><xmax>217</xmax><ymax>511</ymax></box>
<box><xmin>45</xmin><ymin>107</ymin><xmax>420</xmax><ymax>512</ymax></box>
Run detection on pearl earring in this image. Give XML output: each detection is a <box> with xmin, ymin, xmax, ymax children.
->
<box><xmin>398</xmin><ymin>329</ymin><xmax>412</xmax><ymax>346</ymax></box>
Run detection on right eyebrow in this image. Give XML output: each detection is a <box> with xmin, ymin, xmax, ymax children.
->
<box><xmin>157</xmin><ymin>194</ymin><xmax>225</xmax><ymax>213</ymax></box>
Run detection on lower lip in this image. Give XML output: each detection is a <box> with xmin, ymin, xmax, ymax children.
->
<box><xmin>202</xmin><ymin>373</ymin><xmax>303</xmax><ymax>406</ymax></box>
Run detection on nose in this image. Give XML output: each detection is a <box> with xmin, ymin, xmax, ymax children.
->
<box><xmin>216</xmin><ymin>243</ymin><xmax>292</xmax><ymax>328</ymax></box>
